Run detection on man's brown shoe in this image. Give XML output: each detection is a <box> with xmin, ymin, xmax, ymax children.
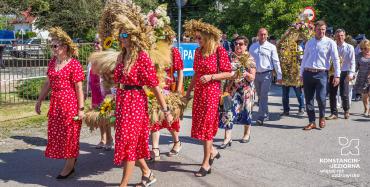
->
<box><xmin>344</xmin><ymin>111</ymin><xmax>350</xmax><ymax>119</ymax></box>
<box><xmin>303</xmin><ymin>123</ymin><xmax>317</xmax><ymax>130</ymax></box>
<box><xmin>319</xmin><ymin>118</ymin><xmax>326</xmax><ymax>128</ymax></box>
<box><xmin>325</xmin><ymin>114</ymin><xmax>338</xmax><ymax>120</ymax></box>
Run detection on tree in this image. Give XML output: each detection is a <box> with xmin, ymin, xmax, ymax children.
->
<box><xmin>0</xmin><ymin>0</ymin><xmax>49</xmax><ymax>15</ymax></box>
<box><xmin>209</xmin><ymin>0</ymin><xmax>315</xmax><ymax>38</ymax></box>
<box><xmin>315</xmin><ymin>0</ymin><xmax>370</xmax><ymax>37</ymax></box>
<box><xmin>34</xmin><ymin>0</ymin><xmax>103</xmax><ymax>39</ymax></box>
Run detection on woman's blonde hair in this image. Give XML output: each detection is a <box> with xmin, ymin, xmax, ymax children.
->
<box><xmin>99</xmin><ymin>1</ymin><xmax>154</xmax><ymax>73</ymax></box>
<box><xmin>48</xmin><ymin>27</ymin><xmax>78</xmax><ymax>57</ymax></box>
<box><xmin>183</xmin><ymin>19</ymin><xmax>222</xmax><ymax>57</ymax></box>
<box><xmin>360</xmin><ymin>39</ymin><xmax>370</xmax><ymax>50</ymax></box>
<box><xmin>199</xmin><ymin>31</ymin><xmax>219</xmax><ymax>57</ymax></box>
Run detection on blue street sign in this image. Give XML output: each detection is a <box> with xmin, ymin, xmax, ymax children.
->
<box><xmin>174</xmin><ymin>42</ymin><xmax>199</xmax><ymax>76</ymax></box>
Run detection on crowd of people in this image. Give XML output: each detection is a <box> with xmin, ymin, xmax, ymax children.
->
<box><xmin>33</xmin><ymin>1</ymin><xmax>369</xmax><ymax>187</ymax></box>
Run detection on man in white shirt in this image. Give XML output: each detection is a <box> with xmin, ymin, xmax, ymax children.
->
<box><xmin>326</xmin><ymin>29</ymin><xmax>356</xmax><ymax>120</ymax></box>
<box><xmin>250</xmin><ymin>28</ymin><xmax>282</xmax><ymax>125</ymax></box>
<box><xmin>300</xmin><ymin>20</ymin><xmax>340</xmax><ymax>130</ymax></box>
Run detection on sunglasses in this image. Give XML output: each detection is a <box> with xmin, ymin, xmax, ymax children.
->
<box><xmin>195</xmin><ymin>36</ymin><xmax>202</xmax><ymax>41</ymax></box>
<box><xmin>361</xmin><ymin>48</ymin><xmax>368</xmax><ymax>51</ymax></box>
<box><xmin>235</xmin><ymin>42</ymin><xmax>245</xmax><ymax>46</ymax></box>
<box><xmin>51</xmin><ymin>44</ymin><xmax>61</xmax><ymax>49</ymax></box>
<box><xmin>119</xmin><ymin>33</ymin><xmax>129</xmax><ymax>39</ymax></box>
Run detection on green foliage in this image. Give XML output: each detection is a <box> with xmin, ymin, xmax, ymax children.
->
<box><xmin>16</xmin><ymin>78</ymin><xmax>49</xmax><ymax>100</ymax></box>
<box><xmin>209</xmin><ymin>0</ymin><xmax>315</xmax><ymax>38</ymax></box>
<box><xmin>316</xmin><ymin>0</ymin><xmax>370</xmax><ymax>37</ymax></box>
<box><xmin>0</xmin><ymin>16</ymin><xmax>14</xmax><ymax>30</ymax></box>
<box><xmin>83</xmin><ymin>28</ymin><xmax>97</xmax><ymax>42</ymax></box>
<box><xmin>32</xmin><ymin>0</ymin><xmax>103</xmax><ymax>39</ymax></box>
<box><xmin>183</xmin><ymin>76</ymin><xmax>192</xmax><ymax>91</ymax></box>
<box><xmin>2</xmin><ymin>0</ymin><xmax>369</xmax><ymax>43</ymax></box>
<box><xmin>134</xmin><ymin>0</ymin><xmax>160</xmax><ymax>13</ymax></box>
<box><xmin>0</xmin><ymin>0</ymin><xmax>49</xmax><ymax>15</ymax></box>
<box><xmin>15</xmin><ymin>31</ymin><xmax>37</xmax><ymax>39</ymax></box>
<box><xmin>77</xmin><ymin>44</ymin><xmax>93</xmax><ymax>66</ymax></box>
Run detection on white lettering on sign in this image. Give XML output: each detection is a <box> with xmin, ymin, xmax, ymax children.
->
<box><xmin>182</xmin><ymin>49</ymin><xmax>196</xmax><ymax>61</ymax></box>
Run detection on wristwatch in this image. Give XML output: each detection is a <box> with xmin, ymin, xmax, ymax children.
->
<box><xmin>161</xmin><ymin>106</ymin><xmax>170</xmax><ymax>113</ymax></box>
<box><xmin>79</xmin><ymin>107</ymin><xmax>85</xmax><ymax>111</ymax></box>
<box><xmin>211</xmin><ymin>75</ymin><xmax>216</xmax><ymax>80</ymax></box>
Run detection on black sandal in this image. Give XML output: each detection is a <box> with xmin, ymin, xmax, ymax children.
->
<box><xmin>194</xmin><ymin>167</ymin><xmax>211</xmax><ymax>177</ymax></box>
<box><xmin>136</xmin><ymin>170</ymin><xmax>157</xmax><ymax>187</ymax></box>
<box><xmin>209</xmin><ymin>152</ymin><xmax>221</xmax><ymax>166</ymax></box>
<box><xmin>56</xmin><ymin>159</ymin><xmax>77</xmax><ymax>179</ymax></box>
<box><xmin>168</xmin><ymin>141</ymin><xmax>182</xmax><ymax>157</ymax></box>
<box><xmin>147</xmin><ymin>148</ymin><xmax>160</xmax><ymax>162</ymax></box>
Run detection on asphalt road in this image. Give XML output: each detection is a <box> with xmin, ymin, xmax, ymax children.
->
<box><xmin>0</xmin><ymin>85</ymin><xmax>369</xmax><ymax>187</ymax></box>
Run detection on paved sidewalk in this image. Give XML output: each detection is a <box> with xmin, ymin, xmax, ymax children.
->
<box><xmin>0</xmin><ymin>85</ymin><xmax>369</xmax><ymax>187</ymax></box>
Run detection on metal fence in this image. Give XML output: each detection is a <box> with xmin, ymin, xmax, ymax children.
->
<box><xmin>0</xmin><ymin>43</ymin><xmax>193</xmax><ymax>105</ymax></box>
<box><xmin>0</xmin><ymin>43</ymin><xmax>94</xmax><ymax>105</ymax></box>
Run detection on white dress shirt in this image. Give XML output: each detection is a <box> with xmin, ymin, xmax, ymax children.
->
<box><xmin>337</xmin><ymin>42</ymin><xmax>356</xmax><ymax>78</ymax></box>
<box><xmin>300</xmin><ymin>36</ymin><xmax>340</xmax><ymax>77</ymax></box>
<box><xmin>249</xmin><ymin>41</ymin><xmax>282</xmax><ymax>79</ymax></box>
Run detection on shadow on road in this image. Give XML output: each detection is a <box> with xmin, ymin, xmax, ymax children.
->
<box><xmin>257</xmin><ymin>123</ymin><xmax>304</xmax><ymax>129</ymax></box>
<box><xmin>149</xmin><ymin>161</ymin><xmax>198</xmax><ymax>174</ymax></box>
<box><xmin>0</xmin><ymin>136</ymin><xmax>119</xmax><ymax>187</ymax></box>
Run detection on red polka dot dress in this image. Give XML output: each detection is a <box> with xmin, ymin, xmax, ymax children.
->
<box><xmin>46</xmin><ymin>57</ymin><xmax>85</xmax><ymax>159</ymax></box>
<box><xmin>113</xmin><ymin>51</ymin><xmax>159</xmax><ymax>164</ymax></box>
<box><xmin>151</xmin><ymin>47</ymin><xmax>184</xmax><ymax>132</ymax></box>
<box><xmin>192</xmin><ymin>46</ymin><xmax>231</xmax><ymax>141</ymax></box>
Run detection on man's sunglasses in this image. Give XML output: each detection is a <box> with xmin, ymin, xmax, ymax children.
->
<box><xmin>119</xmin><ymin>33</ymin><xmax>129</xmax><ymax>39</ymax></box>
<box><xmin>235</xmin><ymin>42</ymin><xmax>245</xmax><ymax>46</ymax></box>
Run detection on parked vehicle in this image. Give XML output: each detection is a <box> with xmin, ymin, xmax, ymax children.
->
<box><xmin>11</xmin><ymin>38</ymin><xmax>46</xmax><ymax>58</ymax></box>
<box><xmin>0</xmin><ymin>30</ymin><xmax>16</xmax><ymax>55</ymax></box>
<box><xmin>0</xmin><ymin>40</ymin><xmax>15</xmax><ymax>55</ymax></box>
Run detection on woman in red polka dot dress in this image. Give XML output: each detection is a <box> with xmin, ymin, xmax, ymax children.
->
<box><xmin>149</xmin><ymin>46</ymin><xmax>184</xmax><ymax>161</ymax></box>
<box><xmin>184</xmin><ymin>20</ymin><xmax>232</xmax><ymax>177</ymax></box>
<box><xmin>35</xmin><ymin>27</ymin><xmax>84</xmax><ymax>179</ymax></box>
<box><xmin>113</xmin><ymin>33</ymin><xmax>173</xmax><ymax>187</ymax></box>
<box><xmin>108</xmin><ymin>3</ymin><xmax>173</xmax><ymax>186</ymax></box>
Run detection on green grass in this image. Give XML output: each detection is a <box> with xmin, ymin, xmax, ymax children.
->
<box><xmin>0</xmin><ymin>98</ymin><xmax>92</xmax><ymax>139</ymax></box>
<box><xmin>0</xmin><ymin>101</ymin><xmax>49</xmax><ymax>139</ymax></box>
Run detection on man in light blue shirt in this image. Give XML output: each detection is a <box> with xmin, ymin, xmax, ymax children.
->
<box><xmin>249</xmin><ymin>28</ymin><xmax>282</xmax><ymax>125</ymax></box>
<box><xmin>300</xmin><ymin>20</ymin><xmax>340</xmax><ymax>130</ymax></box>
<box><xmin>326</xmin><ymin>29</ymin><xmax>356</xmax><ymax>120</ymax></box>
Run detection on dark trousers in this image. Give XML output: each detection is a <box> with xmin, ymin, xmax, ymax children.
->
<box><xmin>303</xmin><ymin>71</ymin><xmax>328</xmax><ymax>123</ymax></box>
<box><xmin>328</xmin><ymin>72</ymin><xmax>350</xmax><ymax>115</ymax></box>
<box><xmin>282</xmin><ymin>85</ymin><xmax>305</xmax><ymax>112</ymax></box>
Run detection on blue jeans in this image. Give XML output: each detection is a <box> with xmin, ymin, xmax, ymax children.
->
<box><xmin>303</xmin><ymin>71</ymin><xmax>328</xmax><ymax>123</ymax></box>
<box><xmin>282</xmin><ymin>86</ymin><xmax>305</xmax><ymax>112</ymax></box>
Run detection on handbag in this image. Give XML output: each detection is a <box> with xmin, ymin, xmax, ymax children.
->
<box><xmin>216</xmin><ymin>49</ymin><xmax>232</xmax><ymax>112</ymax></box>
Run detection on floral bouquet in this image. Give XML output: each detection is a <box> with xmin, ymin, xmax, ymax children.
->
<box><xmin>145</xmin><ymin>4</ymin><xmax>171</xmax><ymax>41</ymax></box>
<box><xmin>84</xmin><ymin>95</ymin><xmax>116</xmax><ymax>131</ymax></box>
<box><xmin>231</xmin><ymin>53</ymin><xmax>255</xmax><ymax>83</ymax></box>
<box><xmin>97</xmin><ymin>96</ymin><xmax>116</xmax><ymax>123</ymax></box>
<box><xmin>145</xmin><ymin>88</ymin><xmax>186</xmax><ymax>124</ymax></box>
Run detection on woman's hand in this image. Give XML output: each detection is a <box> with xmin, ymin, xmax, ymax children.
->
<box><xmin>35</xmin><ymin>100</ymin><xmax>42</xmax><ymax>115</ymax></box>
<box><xmin>164</xmin><ymin>111</ymin><xmax>174</xmax><ymax>124</ymax></box>
<box><xmin>200</xmin><ymin>75</ymin><xmax>212</xmax><ymax>84</ymax></box>
<box><xmin>77</xmin><ymin>110</ymin><xmax>85</xmax><ymax>120</ymax></box>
